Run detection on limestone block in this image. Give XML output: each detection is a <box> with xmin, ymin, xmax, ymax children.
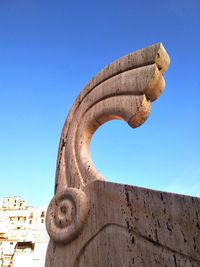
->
<box><xmin>45</xmin><ymin>43</ymin><xmax>200</xmax><ymax>266</ymax></box>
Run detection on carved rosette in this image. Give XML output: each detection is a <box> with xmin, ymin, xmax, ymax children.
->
<box><xmin>46</xmin><ymin>188</ymin><xmax>89</xmax><ymax>244</ymax></box>
<box><xmin>46</xmin><ymin>43</ymin><xmax>170</xmax><ymax>244</ymax></box>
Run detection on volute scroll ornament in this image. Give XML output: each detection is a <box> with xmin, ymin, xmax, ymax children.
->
<box><xmin>46</xmin><ymin>187</ymin><xmax>89</xmax><ymax>244</ymax></box>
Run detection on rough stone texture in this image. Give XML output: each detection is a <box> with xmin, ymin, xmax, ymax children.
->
<box><xmin>45</xmin><ymin>43</ymin><xmax>200</xmax><ymax>266</ymax></box>
<box><xmin>46</xmin><ymin>181</ymin><xmax>200</xmax><ymax>267</ymax></box>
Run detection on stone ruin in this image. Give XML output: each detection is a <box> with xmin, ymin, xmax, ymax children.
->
<box><xmin>45</xmin><ymin>43</ymin><xmax>200</xmax><ymax>266</ymax></box>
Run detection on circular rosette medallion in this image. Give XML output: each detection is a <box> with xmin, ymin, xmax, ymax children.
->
<box><xmin>46</xmin><ymin>188</ymin><xmax>89</xmax><ymax>244</ymax></box>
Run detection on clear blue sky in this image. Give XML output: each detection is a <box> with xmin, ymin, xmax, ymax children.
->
<box><xmin>0</xmin><ymin>0</ymin><xmax>200</xmax><ymax>207</ymax></box>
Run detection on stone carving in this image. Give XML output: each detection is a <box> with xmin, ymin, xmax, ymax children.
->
<box><xmin>46</xmin><ymin>188</ymin><xmax>89</xmax><ymax>244</ymax></box>
<box><xmin>45</xmin><ymin>43</ymin><xmax>200</xmax><ymax>266</ymax></box>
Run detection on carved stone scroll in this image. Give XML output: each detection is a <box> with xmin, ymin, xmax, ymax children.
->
<box><xmin>45</xmin><ymin>43</ymin><xmax>200</xmax><ymax>267</ymax></box>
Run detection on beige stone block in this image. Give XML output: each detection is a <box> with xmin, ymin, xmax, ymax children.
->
<box><xmin>46</xmin><ymin>181</ymin><xmax>200</xmax><ymax>266</ymax></box>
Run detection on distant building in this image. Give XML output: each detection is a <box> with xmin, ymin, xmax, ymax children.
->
<box><xmin>0</xmin><ymin>196</ymin><xmax>49</xmax><ymax>267</ymax></box>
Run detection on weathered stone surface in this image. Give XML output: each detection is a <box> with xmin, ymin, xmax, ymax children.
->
<box><xmin>45</xmin><ymin>43</ymin><xmax>200</xmax><ymax>266</ymax></box>
<box><xmin>46</xmin><ymin>181</ymin><xmax>200</xmax><ymax>266</ymax></box>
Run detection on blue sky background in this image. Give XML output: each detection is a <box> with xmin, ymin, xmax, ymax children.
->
<box><xmin>0</xmin><ymin>0</ymin><xmax>200</xmax><ymax>206</ymax></box>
